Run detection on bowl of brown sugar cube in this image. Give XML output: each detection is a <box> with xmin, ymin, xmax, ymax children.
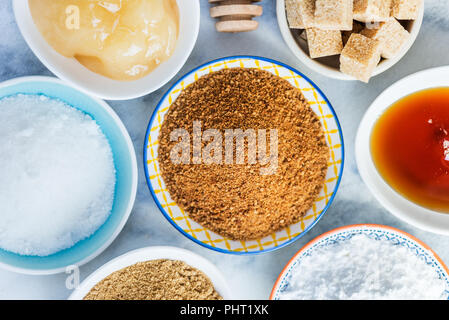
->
<box><xmin>277</xmin><ymin>0</ymin><xmax>424</xmax><ymax>82</ymax></box>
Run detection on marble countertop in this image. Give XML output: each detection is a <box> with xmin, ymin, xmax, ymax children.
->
<box><xmin>1</xmin><ymin>0</ymin><xmax>449</xmax><ymax>300</ymax></box>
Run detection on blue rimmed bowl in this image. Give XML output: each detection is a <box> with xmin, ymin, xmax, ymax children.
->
<box><xmin>0</xmin><ymin>76</ymin><xmax>137</xmax><ymax>275</ymax></box>
<box><xmin>270</xmin><ymin>224</ymin><xmax>449</xmax><ymax>299</ymax></box>
<box><xmin>144</xmin><ymin>56</ymin><xmax>344</xmax><ymax>255</ymax></box>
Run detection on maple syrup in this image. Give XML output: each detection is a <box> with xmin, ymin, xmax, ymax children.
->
<box><xmin>371</xmin><ymin>87</ymin><xmax>449</xmax><ymax>212</ymax></box>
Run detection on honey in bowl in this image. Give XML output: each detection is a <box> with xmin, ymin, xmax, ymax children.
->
<box><xmin>371</xmin><ymin>87</ymin><xmax>449</xmax><ymax>212</ymax></box>
<box><xmin>29</xmin><ymin>0</ymin><xmax>179</xmax><ymax>81</ymax></box>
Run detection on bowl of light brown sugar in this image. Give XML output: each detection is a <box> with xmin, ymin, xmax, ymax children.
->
<box><xmin>69</xmin><ymin>246</ymin><xmax>231</xmax><ymax>300</ymax></box>
<box><xmin>144</xmin><ymin>56</ymin><xmax>344</xmax><ymax>255</ymax></box>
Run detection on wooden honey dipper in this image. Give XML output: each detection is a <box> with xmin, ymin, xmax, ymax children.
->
<box><xmin>209</xmin><ymin>0</ymin><xmax>263</xmax><ymax>33</ymax></box>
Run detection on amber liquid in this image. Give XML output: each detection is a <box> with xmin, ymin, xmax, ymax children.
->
<box><xmin>371</xmin><ymin>87</ymin><xmax>449</xmax><ymax>212</ymax></box>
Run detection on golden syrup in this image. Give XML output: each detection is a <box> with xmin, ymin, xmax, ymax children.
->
<box><xmin>29</xmin><ymin>0</ymin><xmax>179</xmax><ymax>81</ymax></box>
<box><xmin>371</xmin><ymin>87</ymin><xmax>449</xmax><ymax>212</ymax></box>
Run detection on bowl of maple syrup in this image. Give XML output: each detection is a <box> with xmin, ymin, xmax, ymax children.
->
<box><xmin>356</xmin><ymin>66</ymin><xmax>449</xmax><ymax>235</ymax></box>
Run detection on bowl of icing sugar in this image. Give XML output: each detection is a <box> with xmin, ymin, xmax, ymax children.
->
<box><xmin>271</xmin><ymin>224</ymin><xmax>449</xmax><ymax>300</ymax></box>
<box><xmin>0</xmin><ymin>76</ymin><xmax>137</xmax><ymax>275</ymax></box>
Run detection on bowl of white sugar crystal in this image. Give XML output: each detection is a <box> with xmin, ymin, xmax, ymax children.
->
<box><xmin>0</xmin><ymin>76</ymin><xmax>137</xmax><ymax>275</ymax></box>
<box><xmin>271</xmin><ymin>224</ymin><xmax>449</xmax><ymax>300</ymax></box>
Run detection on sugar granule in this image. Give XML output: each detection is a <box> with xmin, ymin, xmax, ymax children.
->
<box><xmin>0</xmin><ymin>94</ymin><xmax>116</xmax><ymax>256</ymax></box>
<box><xmin>84</xmin><ymin>259</ymin><xmax>222</xmax><ymax>300</ymax></box>
<box><xmin>278</xmin><ymin>234</ymin><xmax>449</xmax><ymax>300</ymax></box>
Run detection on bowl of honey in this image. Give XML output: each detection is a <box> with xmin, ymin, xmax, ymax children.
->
<box><xmin>356</xmin><ymin>66</ymin><xmax>449</xmax><ymax>235</ymax></box>
<box><xmin>13</xmin><ymin>0</ymin><xmax>200</xmax><ymax>100</ymax></box>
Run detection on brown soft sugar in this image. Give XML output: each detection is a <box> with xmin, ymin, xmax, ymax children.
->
<box><xmin>342</xmin><ymin>21</ymin><xmax>365</xmax><ymax>45</ymax></box>
<box><xmin>158</xmin><ymin>68</ymin><xmax>329</xmax><ymax>240</ymax></box>
<box><xmin>307</xmin><ymin>28</ymin><xmax>343</xmax><ymax>58</ymax></box>
<box><xmin>354</xmin><ymin>0</ymin><xmax>392</xmax><ymax>23</ymax></box>
<box><xmin>340</xmin><ymin>33</ymin><xmax>381</xmax><ymax>82</ymax></box>
<box><xmin>297</xmin><ymin>0</ymin><xmax>316</xmax><ymax>28</ymax></box>
<box><xmin>314</xmin><ymin>0</ymin><xmax>353</xmax><ymax>31</ymax></box>
<box><xmin>392</xmin><ymin>0</ymin><xmax>422</xmax><ymax>20</ymax></box>
<box><xmin>84</xmin><ymin>260</ymin><xmax>222</xmax><ymax>300</ymax></box>
<box><xmin>286</xmin><ymin>0</ymin><xmax>305</xmax><ymax>29</ymax></box>
<box><xmin>286</xmin><ymin>0</ymin><xmax>316</xmax><ymax>29</ymax></box>
<box><xmin>361</xmin><ymin>17</ymin><xmax>409</xmax><ymax>59</ymax></box>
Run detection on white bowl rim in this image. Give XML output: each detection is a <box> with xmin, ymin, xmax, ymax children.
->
<box><xmin>276</xmin><ymin>0</ymin><xmax>424</xmax><ymax>81</ymax></box>
<box><xmin>355</xmin><ymin>66</ymin><xmax>449</xmax><ymax>235</ymax></box>
<box><xmin>12</xmin><ymin>0</ymin><xmax>200</xmax><ymax>100</ymax></box>
<box><xmin>68</xmin><ymin>246</ymin><xmax>233</xmax><ymax>300</ymax></box>
<box><xmin>0</xmin><ymin>76</ymin><xmax>138</xmax><ymax>275</ymax></box>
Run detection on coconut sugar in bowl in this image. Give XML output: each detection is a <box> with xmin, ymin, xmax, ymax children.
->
<box><xmin>144</xmin><ymin>56</ymin><xmax>344</xmax><ymax>254</ymax></box>
<box><xmin>0</xmin><ymin>77</ymin><xmax>137</xmax><ymax>275</ymax></box>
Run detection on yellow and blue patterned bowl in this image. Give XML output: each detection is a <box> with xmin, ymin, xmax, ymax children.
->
<box><xmin>143</xmin><ymin>56</ymin><xmax>344</xmax><ymax>254</ymax></box>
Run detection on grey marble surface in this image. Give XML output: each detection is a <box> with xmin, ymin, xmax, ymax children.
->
<box><xmin>0</xmin><ymin>0</ymin><xmax>448</xmax><ymax>300</ymax></box>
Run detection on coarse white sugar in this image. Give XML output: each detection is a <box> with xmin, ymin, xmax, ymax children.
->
<box><xmin>0</xmin><ymin>94</ymin><xmax>116</xmax><ymax>256</ymax></box>
<box><xmin>278</xmin><ymin>234</ymin><xmax>449</xmax><ymax>300</ymax></box>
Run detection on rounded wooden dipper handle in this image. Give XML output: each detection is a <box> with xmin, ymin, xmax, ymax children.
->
<box><xmin>209</xmin><ymin>0</ymin><xmax>263</xmax><ymax>33</ymax></box>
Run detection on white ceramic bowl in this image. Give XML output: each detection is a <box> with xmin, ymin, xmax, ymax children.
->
<box><xmin>356</xmin><ymin>66</ymin><xmax>449</xmax><ymax>235</ymax></box>
<box><xmin>69</xmin><ymin>246</ymin><xmax>232</xmax><ymax>300</ymax></box>
<box><xmin>13</xmin><ymin>0</ymin><xmax>200</xmax><ymax>100</ymax></box>
<box><xmin>276</xmin><ymin>0</ymin><xmax>424</xmax><ymax>81</ymax></box>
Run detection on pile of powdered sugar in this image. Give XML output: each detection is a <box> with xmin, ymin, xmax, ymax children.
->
<box><xmin>278</xmin><ymin>234</ymin><xmax>448</xmax><ymax>300</ymax></box>
<box><xmin>0</xmin><ymin>94</ymin><xmax>116</xmax><ymax>256</ymax></box>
